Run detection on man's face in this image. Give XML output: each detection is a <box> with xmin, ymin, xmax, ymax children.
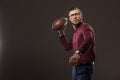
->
<box><xmin>68</xmin><ymin>9</ymin><xmax>82</xmax><ymax>25</ymax></box>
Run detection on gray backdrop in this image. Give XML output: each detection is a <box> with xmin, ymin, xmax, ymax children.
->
<box><xmin>0</xmin><ymin>0</ymin><xmax>120</xmax><ymax>80</ymax></box>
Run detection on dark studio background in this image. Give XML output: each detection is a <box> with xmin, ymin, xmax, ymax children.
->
<box><xmin>0</xmin><ymin>0</ymin><xmax>120</xmax><ymax>80</ymax></box>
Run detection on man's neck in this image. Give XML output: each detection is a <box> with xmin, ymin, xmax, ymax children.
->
<box><xmin>73</xmin><ymin>22</ymin><xmax>82</xmax><ymax>30</ymax></box>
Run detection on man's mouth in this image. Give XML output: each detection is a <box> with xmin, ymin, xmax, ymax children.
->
<box><xmin>73</xmin><ymin>19</ymin><xmax>78</xmax><ymax>22</ymax></box>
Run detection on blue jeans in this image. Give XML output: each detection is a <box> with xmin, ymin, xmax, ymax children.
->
<box><xmin>72</xmin><ymin>62</ymin><xmax>94</xmax><ymax>80</ymax></box>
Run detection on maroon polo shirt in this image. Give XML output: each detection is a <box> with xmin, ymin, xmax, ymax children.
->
<box><xmin>60</xmin><ymin>22</ymin><xmax>96</xmax><ymax>64</ymax></box>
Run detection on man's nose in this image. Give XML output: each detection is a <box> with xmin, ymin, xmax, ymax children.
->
<box><xmin>73</xmin><ymin>15</ymin><xmax>77</xmax><ymax>18</ymax></box>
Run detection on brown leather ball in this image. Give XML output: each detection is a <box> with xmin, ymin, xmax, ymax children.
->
<box><xmin>52</xmin><ymin>17</ymin><xmax>67</xmax><ymax>30</ymax></box>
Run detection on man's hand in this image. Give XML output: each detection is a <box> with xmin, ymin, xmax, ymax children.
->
<box><xmin>57</xmin><ymin>17</ymin><xmax>68</xmax><ymax>37</ymax></box>
<box><xmin>57</xmin><ymin>25</ymin><xmax>67</xmax><ymax>37</ymax></box>
<box><xmin>69</xmin><ymin>53</ymin><xmax>80</xmax><ymax>65</ymax></box>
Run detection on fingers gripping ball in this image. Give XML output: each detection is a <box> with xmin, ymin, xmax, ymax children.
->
<box><xmin>52</xmin><ymin>17</ymin><xmax>68</xmax><ymax>30</ymax></box>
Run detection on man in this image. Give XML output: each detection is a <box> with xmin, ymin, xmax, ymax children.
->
<box><xmin>58</xmin><ymin>7</ymin><xmax>96</xmax><ymax>80</ymax></box>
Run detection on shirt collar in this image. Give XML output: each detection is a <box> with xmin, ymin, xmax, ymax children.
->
<box><xmin>74</xmin><ymin>21</ymin><xmax>84</xmax><ymax>31</ymax></box>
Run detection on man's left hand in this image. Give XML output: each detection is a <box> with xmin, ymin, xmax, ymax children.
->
<box><xmin>69</xmin><ymin>53</ymin><xmax>80</xmax><ymax>65</ymax></box>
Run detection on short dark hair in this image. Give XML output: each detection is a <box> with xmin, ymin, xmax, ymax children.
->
<box><xmin>68</xmin><ymin>7</ymin><xmax>80</xmax><ymax>12</ymax></box>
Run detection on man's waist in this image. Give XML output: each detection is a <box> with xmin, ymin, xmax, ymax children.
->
<box><xmin>77</xmin><ymin>61</ymin><xmax>94</xmax><ymax>66</ymax></box>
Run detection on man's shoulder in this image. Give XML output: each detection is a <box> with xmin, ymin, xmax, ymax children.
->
<box><xmin>82</xmin><ymin>22</ymin><xmax>94</xmax><ymax>31</ymax></box>
<box><xmin>82</xmin><ymin>22</ymin><xmax>91</xmax><ymax>27</ymax></box>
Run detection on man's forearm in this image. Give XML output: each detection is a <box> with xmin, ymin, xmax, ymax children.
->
<box><xmin>58</xmin><ymin>30</ymin><xmax>65</xmax><ymax>37</ymax></box>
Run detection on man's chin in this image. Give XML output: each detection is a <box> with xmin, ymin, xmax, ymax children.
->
<box><xmin>73</xmin><ymin>22</ymin><xmax>80</xmax><ymax>25</ymax></box>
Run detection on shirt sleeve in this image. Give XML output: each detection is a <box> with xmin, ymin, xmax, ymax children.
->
<box><xmin>77</xmin><ymin>30</ymin><xmax>94</xmax><ymax>54</ymax></box>
<box><xmin>59</xmin><ymin>35</ymin><xmax>72</xmax><ymax>51</ymax></box>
